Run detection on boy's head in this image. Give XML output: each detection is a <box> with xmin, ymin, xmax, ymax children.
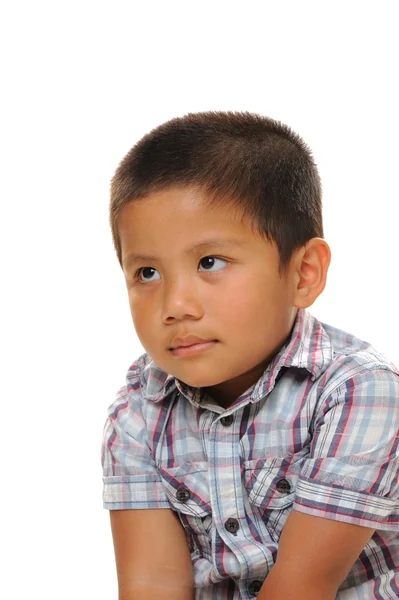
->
<box><xmin>110</xmin><ymin>112</ymin><xmax>331</xmax><ymax>407</ymax></box>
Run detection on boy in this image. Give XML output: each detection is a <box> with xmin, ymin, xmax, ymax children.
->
<box><xmin>101</xmin><ymin>112</ymin><xmax>399</xmax><ymax>600</ymax></box>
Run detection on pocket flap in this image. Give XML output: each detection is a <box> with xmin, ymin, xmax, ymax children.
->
<box><xmin>159</xmin><ymin>462</ymin><xmax>211</xmax><ymax>516</ymax></box>
<box><xmin>244</xmin><ymin>458</ymin><xmax>298</xmax><ymax>510</ymax></box>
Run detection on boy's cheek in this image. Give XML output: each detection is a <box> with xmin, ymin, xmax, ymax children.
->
<box><xmin>129</xmin><ymin>304</ymin><xmax>158</xmax><ymax>346</ymax></box>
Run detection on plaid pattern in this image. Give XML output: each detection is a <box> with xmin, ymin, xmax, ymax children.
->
<box><xmin>102</xmin><ymin>308</ymin><xmax>399</xmax><ymax>599</ymax></box>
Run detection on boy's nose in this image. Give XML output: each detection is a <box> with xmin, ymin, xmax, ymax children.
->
<box><xmin>161</xmin><ymin>278</ymin><xmax>203</xmax><ymax>322</ymax></box>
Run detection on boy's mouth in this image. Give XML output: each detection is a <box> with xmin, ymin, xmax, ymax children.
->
<box><xmin>169</xmin><ymin>340</ymin><xmax>218</xmax><ymax>357</ymax></box>
<box><xmin>169</xmin><ymin>334</ymin><xmax>217</xmax><ymax>349</ymax></box>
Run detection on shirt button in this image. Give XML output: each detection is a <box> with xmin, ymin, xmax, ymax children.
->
<box><xmin>176</xmin><ymin>487</ymin><xmax>190</xmax><ymax>503</ymax></box>
<box><xmin>225</xmin><ymin>518</ymin><xmax>240</xmax><ymax>534</ymax></box>
<box><xmin>276</xmin><ymin>478</ymin><xmax>291</xmax><ymax>494</ymax></box>
<box><xmin>220</xmin><ymin>414</ymin><xmax>234</xmax><ymax>426</ymax></box>
<box><xmin>248</xmin><ymin>580</ymin><xmax>263</xmax><ymax>596</ymax></box>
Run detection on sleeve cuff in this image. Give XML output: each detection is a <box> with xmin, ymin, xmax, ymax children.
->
<box><xmin>103</xmin><ymin>474</ymin><xmax>171</xmax><ymax>510</ymax></box>
<box><xmin>293</xmin><ymin>476</ymin><xmax>399</xmax><ymax>530</ymax></box>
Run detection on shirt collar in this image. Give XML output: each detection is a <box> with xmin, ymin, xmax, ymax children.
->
<box><xmin>251</xmin><ymin>307</ymin><xmax>333</xmax><ymax>402</ymax></box>
<box><xmin>138</xmin><ymin>308</ymin><xmax>334</xmax><ymax>406</ymax></box>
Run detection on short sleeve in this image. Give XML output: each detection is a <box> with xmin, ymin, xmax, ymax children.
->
<box><xmin>294</xmin><ymin>368</ymin><xmax>399</xmax><ymax>530</ymax></box>
<box><xmin>101</xmin><ymin>386</ymin><xmax>170</xmax><ymax>510</ymax></box>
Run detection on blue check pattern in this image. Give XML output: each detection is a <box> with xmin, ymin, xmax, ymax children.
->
<box><xmin>102</xmin><ymin>308</ymin><xmax>399</xmax><ymax>599</ymax></box>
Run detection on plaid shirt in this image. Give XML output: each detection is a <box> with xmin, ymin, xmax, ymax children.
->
<box><xmin>102</xmin><ymin>308</ymin><xmax>399</xmax><ymax>599</ymax></box>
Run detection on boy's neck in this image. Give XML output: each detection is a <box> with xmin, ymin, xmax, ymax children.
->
<box><xmin>204</xmin><ymin>358</ymin><xmax>272</xmax><ymax>409</ymax></box>
<box><xmin>203</xmin><ymin>323</ymin><xmax>296</xmax><ymax>409</ymax></box>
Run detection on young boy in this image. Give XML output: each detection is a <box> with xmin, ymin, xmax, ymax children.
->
<box><xmin>101</xmin><ymin>112</ymin><xmax>399</xmax><ymax>600</ymax></box>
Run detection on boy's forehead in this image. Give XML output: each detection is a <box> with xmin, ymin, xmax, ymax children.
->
<box><xmin>117</xmin><ymin>186</ymin><xmax>278</xmax><ymax>266</ymax></box>
<box><xmin>118</xmin><ymin>186</ymin><xmax>254</xmax><ymax>236</ymax></box>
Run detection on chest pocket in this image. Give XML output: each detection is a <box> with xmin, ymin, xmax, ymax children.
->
<box><xmin>158</xmin><ymin>461</ymin><xmax>212</xmax><ymax>557</ymax></box>
<box><xmin>244</xmin><ymin>457</ymin><xmax>300</xmax><ymax>543</ymax></box>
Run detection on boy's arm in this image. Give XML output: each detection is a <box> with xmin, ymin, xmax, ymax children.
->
<box><xmin>102</xmin><ymin>384</ymin><xmax>194</xmax><ymax>598</ymax></box>
<box><xmin>110</xmin><ymin>508</ymin><xmax>194</xmax><ymax>600</ymax></box>
<box><xmin>258</xmin><ymin>510</ymin><xmax>374</xmax><ymax>600</ymax></box>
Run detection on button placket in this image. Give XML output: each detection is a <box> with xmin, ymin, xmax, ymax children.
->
<box><xmin>208</xmin><ymin>410</ymin><xmax>243</xmax><ymax>574</ymax></box>
<box><xmin>209</xmin><ymin>406</ymin><xmax>276</xmax><ymax>579</ymax></box>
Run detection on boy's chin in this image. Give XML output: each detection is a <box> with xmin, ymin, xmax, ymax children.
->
<box><xmin>174</xmin><ymin>372</ymin><xmax>229</xmax><ymax>389</ymax></box>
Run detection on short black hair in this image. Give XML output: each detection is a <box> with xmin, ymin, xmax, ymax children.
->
<box><xmin>110</xmin><ymin>111</ymin><xmax>323</xmax><ymax>275</ymax></box>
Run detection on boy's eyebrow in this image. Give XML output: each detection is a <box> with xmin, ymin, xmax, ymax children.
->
<box><xmin>122</xmin><ymin>237</ymin><xmax>245</xmax><ymax>268</ymax></box>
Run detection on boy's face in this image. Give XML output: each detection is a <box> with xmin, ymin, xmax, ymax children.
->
<box><xmin>119</xmin><ymin>186</ymin><xmax>300</xmax><ymax>407</ymax></box>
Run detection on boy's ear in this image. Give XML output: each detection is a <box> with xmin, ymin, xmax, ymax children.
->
<box><xmin>292</xmin><ymin>238</ymin><xmax>331</xmax><ymax>308</ymax></box>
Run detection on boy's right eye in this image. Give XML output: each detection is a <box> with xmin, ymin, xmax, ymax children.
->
<box><xmin>135</xmin><ymin>267</ymin><xmax>161</xmax><ymax>283</ymax></box>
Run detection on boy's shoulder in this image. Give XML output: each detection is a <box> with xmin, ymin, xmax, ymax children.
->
<box><xmin>317</xmin><ymin>318</ymin><xmax>399</xmax><ymax>395</ymax></box>
<box><xmin>266</xmin><ymin>309</ymin><xmax>399</xmax><ymax>404</ymax></box>
<box><xmin>105</xmin><ymin>351</ymin><xmax>177</xmax><ymax>418</ymax></box>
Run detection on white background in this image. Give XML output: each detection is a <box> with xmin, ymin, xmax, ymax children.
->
<box><xmin>1</xmin><ymin>1</ymin><xmax>398</xmax><ymax>598</ymax></box>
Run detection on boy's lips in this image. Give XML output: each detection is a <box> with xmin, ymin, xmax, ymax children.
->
<box><xmin>169</xmin><ymin>340</ymin><xmax>218</xmax><ymax>357</ymax></box>
<box><xmin>169</xmin><ymin>334</ymin><xmax>217</xmax><ymax>349</ymax></box>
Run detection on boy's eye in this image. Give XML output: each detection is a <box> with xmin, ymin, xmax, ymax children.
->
<box><xmin>135</xmin><ymin>256</ymin><xmax>228</xmax><ymax>284</ymax></box>
<box><xmin>198</xmin><ymin>256</ymin><xmax>228</xmax><ymax>272</ymax></box>
<box><xmin>136</xmin><ymin>267</ymin><xmax>161</xmax><ymax>283</ymax></box>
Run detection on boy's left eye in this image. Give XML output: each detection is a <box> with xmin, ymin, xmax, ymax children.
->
<box><xmin>198</xmin><ymin>256</ymin><xmax>228</xmax><ymax>272</ymax></box>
